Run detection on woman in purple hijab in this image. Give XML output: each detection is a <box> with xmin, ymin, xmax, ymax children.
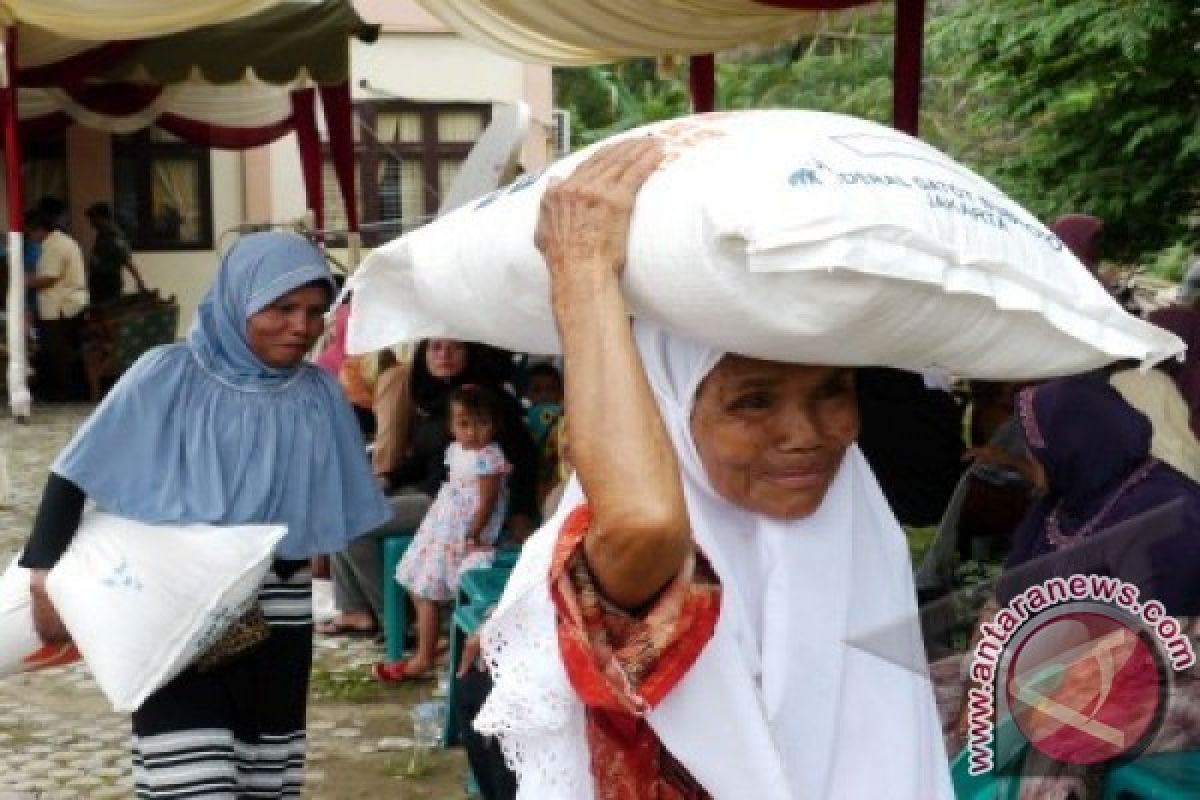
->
<box><xmin>1000</xmin><ymin>375</ymin><xmax>1200</xmax><ymax>615</ymax></box>
<box><xmin>1050</xmin><ymin>213</ymin><xmax>1103</xmax><ymax>274</ymax></box>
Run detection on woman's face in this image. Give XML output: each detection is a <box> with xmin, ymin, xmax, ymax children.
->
<box><xmin>690</xmin><ymin>356</ymin><xmax>859</xmax><ymax>519</ymax></box>
<box><xmin>426</xmin><ymin>339</ymin><xmax>468</xmax><ymax>379</ymax></box>
<box><xmin>246</xmin><ymin>285</ymin><xmax>329</xmax><ymax>368</ymax></box>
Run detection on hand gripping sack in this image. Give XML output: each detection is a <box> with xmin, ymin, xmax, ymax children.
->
<box><xmin>45</xmin><ymin>510</ymin><xmax>286</xmax><ymax>712</ymax></box>
<box><xmin>0</xmin><ymin>558</ymin><xmax>80</xmax><ymax>676</ymax></box>
<box><xmin>347</xmin><ymin>110</ymin><xmax>1184</xmax><ymax>379</ymax></box>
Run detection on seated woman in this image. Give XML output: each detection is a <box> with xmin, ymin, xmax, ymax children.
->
<box><xmin>999</xmin><ymin>376</ymin><xmax>1200</xmax><ymax>611</ymax></box>
<box><xmin>939</xmin><ymin>376</ymin><xmax>1200</xmax><ymax>797</ymax></box>
<box><xmin>473</xmin><ymin>139</ymin><xmax>952</xmax><ymax>798</ymax></box>
<box><xmin>320</xmin><ymin>339</ymin><xmax>538</xmax><ymax>636</ymax></box>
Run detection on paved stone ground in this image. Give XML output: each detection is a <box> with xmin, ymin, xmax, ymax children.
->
<box><xmin>0</xmin><ymin>405</ymin><xmax>468</xmax><ymax>799</ymax></box>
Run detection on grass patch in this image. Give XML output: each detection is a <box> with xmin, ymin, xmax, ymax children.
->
<box><xmin>310</xmin><ymin>665</ymin><xmax>386</xmax><ymax>704</ymax></box>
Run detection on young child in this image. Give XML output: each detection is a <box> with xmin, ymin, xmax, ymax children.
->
<box><xmin>375</xmin><ymin>385</ymin><xmax>510</xmax><ymax>681</ymax></box>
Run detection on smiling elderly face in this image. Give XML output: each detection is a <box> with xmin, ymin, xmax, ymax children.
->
<box><xmin>689</xmin><ymin>356</ymin><xmax>859</xmax><ymax>519</ymax></box>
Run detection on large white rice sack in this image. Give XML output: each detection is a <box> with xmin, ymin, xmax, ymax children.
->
<box><xmin>45</xmin><ymin>511</ymin><xmax>286</xmax><ymax>712</ymax></box>
<box><xmin>347</xmin><ymin>110</ymin><xmax>1183</xmax><ymax>378</ymax></box>
<box><xmin>0</xmin><ymin>558</ymin><xmax>80</xmax><ymax>676</ymax></box>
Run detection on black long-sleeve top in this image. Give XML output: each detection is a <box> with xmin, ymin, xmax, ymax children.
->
<box><xmin>20</xmin><ymin>472</ymin><xmax>86</xmax><ymax>569</ymax></box>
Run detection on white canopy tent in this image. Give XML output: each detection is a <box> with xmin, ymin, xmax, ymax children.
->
<box><xmin>2</xmin><ymin>0</ymin><xmax>370</xmax><ymax>418</ymax></box>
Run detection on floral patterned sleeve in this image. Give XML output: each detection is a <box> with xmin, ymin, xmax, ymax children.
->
<box><xmin>474</xmin><ymin>443</ymin><xmax>511</xmax><ymax>477</ymax></box>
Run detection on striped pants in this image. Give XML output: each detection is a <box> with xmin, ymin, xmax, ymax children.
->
<box><xmin>132</xmin><ymin>570</ymin><xmax>313</xmax><ymax>799</ymax></box>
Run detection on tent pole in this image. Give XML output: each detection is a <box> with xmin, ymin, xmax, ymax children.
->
<box><xmin>3</xmin><ymin>25</ymin><xmax>29</xmax><ymax>420</ymax></box>
<box><xmin>290</xmin><ymin>88</ymin><xmax>324</xmax><ymax>241</ymax></box>
<box><xmin>689</xmin><ymin>54</ymin><xmax>716</xmax><ymax>113</ymax></box>
<box><xmin>892</xmin><ymin>0</ymin><xmax>925</xmax><ymax>136</ymax></box>
<box><xmin>319</xmin><ymin>83</ymin><xmax>359</xmax><ymax>267</ymax></box>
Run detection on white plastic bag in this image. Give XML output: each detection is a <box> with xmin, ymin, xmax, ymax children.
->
<box><xmin>45</xmin><ymin>510</ymin><xmax>286</xmax><ymax>712</ymax></box>
<box><xmin>348</xmin><ymin>110</ymin><xmax>1183</xmax><ymax>379</ymax></box>
<box><xmin>0</xmin><ymin>557</ymin><xmax>80</xmax><ymax>676</ymax></box>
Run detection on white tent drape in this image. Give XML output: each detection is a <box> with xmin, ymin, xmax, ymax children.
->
<box><xmin>418</xmin><ymin>0</ymin><xmax>831</xmax><ymax>64</ymax></box>
<box><xmin>0</xmin><ymin>0</ymin><xmax>281</xmax><ymax>41</ymax></box>
<box><xmin>18</xmin><ymin>82</ymin><xmax>296</xmax><ymax>133</ymax></box>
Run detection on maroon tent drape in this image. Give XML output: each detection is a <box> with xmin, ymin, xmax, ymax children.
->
<box><xmin>319</xmin><ymin>82</ymin><xmax>358</xmax><ymax>233</ymax></box>
<box><xmin>4</xmin><ymin>27</ymin><xmax>25</xmax><ymax>234</ymax></box>
<box><xmin>157</xmin><ymin>114</ymin><xmax>296</xmax><ymax>150</ymax></box>
<box><xmin>20</xmin><ymin>42</ymin><xmax>139</xmax><ymax>88</ymax></box>
<box><xmin>290</xmin><ymin>87</ymin><xmax>324</xmax><ymax>233</ymax></box>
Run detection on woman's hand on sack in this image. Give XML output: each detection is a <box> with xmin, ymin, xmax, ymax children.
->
<box><xmin>28</xmin><ymin>570</ymin><xmax>71</xmax><ymax>645</ymax></box>
<box><xmin>535</xmin><ymin>137</ymin><xmax>664</xmax><ymax>297</ymax></box>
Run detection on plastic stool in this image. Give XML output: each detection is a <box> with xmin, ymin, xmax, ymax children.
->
<box><xmin>379</xmin><ymin>532</ymin><xmax>415</xmax><ymax>662</ymax></box>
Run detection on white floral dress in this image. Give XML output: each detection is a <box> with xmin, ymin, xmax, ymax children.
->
<box><xmin>395</xmin><ymin>442</ymin><xmax>509</xmax><ymax>602</ymax></box>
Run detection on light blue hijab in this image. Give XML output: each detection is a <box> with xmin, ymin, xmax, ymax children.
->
<box><xmin>53</xmin><ymin>232</ymin><xmax>392</xmax><ymax>559</ymax></box>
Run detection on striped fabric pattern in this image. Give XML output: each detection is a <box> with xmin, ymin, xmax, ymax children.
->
<box><xmin>133</xmin><ymin>729</ymin><xmax>305</xmax><ymax>799</ymax></box>
<box><xmin>259</xmin><ymin>573</ymin><xmax>314</xmax><ymax>628</ymax></box>
<box><xmin>132</xmin><ymin>573</ymin><xmax>311</xmax><ymax>799</ymax></box>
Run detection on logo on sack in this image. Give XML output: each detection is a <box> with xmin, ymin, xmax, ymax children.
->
<box><xmin>101</xmin><ymin>559</ymin><xmax>144</xmax><ymax>592</ymax></box>
<box><xmin>965</xmin><ymin>575</ymin><xmax>1193</xmax><ymax>775</ymax></box>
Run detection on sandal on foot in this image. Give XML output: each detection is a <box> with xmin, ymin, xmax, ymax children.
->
<box><xmin>372</xmin><ymin>660</ymin><xmax>434</xmax><ymax>683</ymax></box>
<box><xmin>316</xmin><ymin>619</ymin><xmax>378</xmax><ymax>637</ymax></box>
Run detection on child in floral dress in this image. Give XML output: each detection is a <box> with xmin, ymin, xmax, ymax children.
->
<box><xmin>375</xmin><ymin>386</ymin><xmax>510</xmax><ymax>680</ymax></box>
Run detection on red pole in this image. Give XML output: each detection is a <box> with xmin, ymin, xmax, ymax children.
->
<box><xmin>319</xmin><ymin>83</ymin><xmax>358</xmax><ymax>234</ymax></box>
<box><xmin>892</xmin><ymin>0</ymin><xmax>925</xmax><ymax>136</ymax></box>
<box><xmin>289</xmin><ymin>88</ymin><xmax>324</xmax><ymax>235</ymax></box>
<box><xmin>689</xmin><ymin>54</ymin><xmax>716</xmax><ymax>113</ymax></box>
<box><xmin>4</xmin><ymin>27</ymin><xmax>24</xmax><ymax>234</ymax></box>
<box><xmin>3</xmin><ymin>25</ymin><xmax>30</xmax><ymax>418</ymax></box>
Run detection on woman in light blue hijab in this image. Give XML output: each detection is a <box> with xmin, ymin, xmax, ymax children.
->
<box><xmin>22</xmin><ymin>231</ymin><xmax>391</xmax><ymax>799</ymax></box>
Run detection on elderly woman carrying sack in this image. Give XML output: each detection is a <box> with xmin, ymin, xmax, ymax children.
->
<box><xmin>474</xmin><ymin>139</ymin><xmax>952</xmax><ymax>798</ymax></box>
<box><xmin>21</xmin><ymin>232</ymin><xmax>391</xmax><ymax>799</ymax></box>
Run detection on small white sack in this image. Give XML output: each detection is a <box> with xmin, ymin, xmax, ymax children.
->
<box><xmin>348</xmin><ymin>110</ymin><xmax>1184</xmax><ymax>379</ymax></box>
<box><xmin>0</xmin><ymin>557</ymin><xmax>80</xmax><ymax>677</ymax></box>
<box><xmin>45</xmin><ymin>510</ymin><xmax>286</xmax><ymax>712</ymax></box>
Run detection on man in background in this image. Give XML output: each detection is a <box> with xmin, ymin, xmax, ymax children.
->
<box><xmin>25</xmin><ymin>210</ymin><xmax>89</xmax><ymax>401</ymax></box>
<box><xmin>86</xmin><ymin>202</ymin><xmax>145</xmax><ymax>306</ymax></box>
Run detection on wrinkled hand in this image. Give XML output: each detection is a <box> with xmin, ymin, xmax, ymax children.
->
<box><xmin>458</xmin><ymin>632</ymin><xmax>483</xmax><ymax>678</ymax></box>
<box><xmin>29</xmin><ymin>571</ymin><xmax>70</xmax><ymax>646</ymax></box>
<box><xmin>535</xmin><ymin>137</ymin><xmax>665</xmax><ymax>289</ymax></box>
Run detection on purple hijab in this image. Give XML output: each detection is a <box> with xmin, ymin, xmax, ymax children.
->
<box><xmin>1004</xmin><ymin>376</ymin><xmax>1200</xmax><ymax>614</ymax></box>
<box><xmin>1148</xmin><ymin>306</ymin><xmax>1200</xmax><ymax>437</ymax></box>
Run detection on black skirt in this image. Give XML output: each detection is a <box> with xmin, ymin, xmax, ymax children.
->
<box><xmin>131</xmin><ymin>570</ymin><xmax>313</xmax><ymax>799</ymax></box>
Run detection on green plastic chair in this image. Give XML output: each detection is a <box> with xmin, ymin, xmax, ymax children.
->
<box><xmin>1103</xmin><ymin>751</ymin><xmax>1200</xmax><ymax>799</ymax></box>
<box><xmin>379</xmin><ymin>532</ymin><xmax>416</xmax><ymax>662</ymax></box>
<box><xmin>442</xmin><ymin>566</ymin><xmax>515</xmax><ymax>747</ymax></box>
<box><xmin>950</xmin><ymin>716</ymin><xmax>1028</xmax><ymax>800</ymax></box>
<box><xmin>459</xmin><ymin>566</ymin><xmax>513</xmax><ymax>610</ymax></box>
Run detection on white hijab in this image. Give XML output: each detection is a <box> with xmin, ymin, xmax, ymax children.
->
<box><xmin>476</xmin><ymin>321</ymin><xmax>953</xmax><ymax>799</ymax></box>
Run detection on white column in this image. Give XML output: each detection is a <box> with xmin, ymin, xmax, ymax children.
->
<box><xmin>6</xmin><ymin>230</ymin><xmax>30</xmax><ymax>419</ymax></box>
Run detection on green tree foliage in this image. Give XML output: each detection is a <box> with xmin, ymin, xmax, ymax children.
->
<box><xmin>930</xmin><ymin>0</ymin><xmax>1200</xmax><ymax>262</ymax></box>
<box><xmin>553</xmin><ymin>1</ymin><xmax>1199</xmax><ymax>266</ymax></box>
